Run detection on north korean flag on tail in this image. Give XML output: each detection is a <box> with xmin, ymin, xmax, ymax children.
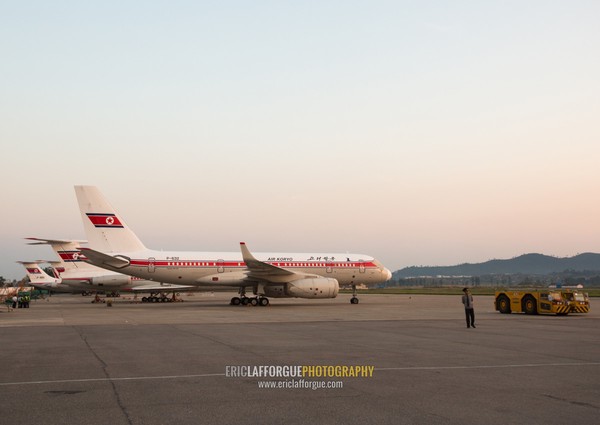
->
<box><xmin>58</xmin><ymin>251</ymin><xmax>88</xmax><ymax>262</ymax></box>
<box><xmin>86</xmin><ymin>213</ymin><xmax>124</xmax><ymax>228</ymax></box>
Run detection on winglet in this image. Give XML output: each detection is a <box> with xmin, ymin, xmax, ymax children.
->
<box><xmin>240</xmin><ymin>242</ymin><xmax>257</xmax><ymax>263</ymax></box>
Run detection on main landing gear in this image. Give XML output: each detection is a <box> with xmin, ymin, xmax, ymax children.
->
<box><xmin>230</xmin><ymin>296</ymin><xmax>269</xmax><ymax>306</ymax></box>
<box><xmin>141</xmin><ymin>291</ymin><xmax>180</xmax><ymax>303</ymax></box>
<box><xmin>230</xmin><ymin>288</ymin><xmax>270</xmax><ymax>307</ymax></box>
<box><xmin>350</xmin><ymin>284</ymin><xmax>359</xmax><ymax>304</ymax></box>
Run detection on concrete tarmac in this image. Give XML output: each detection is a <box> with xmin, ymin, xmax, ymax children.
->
<box><xmin>1</xmin><ymin>292</ymin><xmax>599</xmax><ymax>425</ymax></box>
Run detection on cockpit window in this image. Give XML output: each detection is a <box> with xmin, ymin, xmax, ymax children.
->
<box><xmin>548</xmin><ymin>293</ymin><xmax>563</xmax><ymax>301</ymax></box>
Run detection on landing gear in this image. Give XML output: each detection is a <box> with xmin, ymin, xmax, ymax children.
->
<box><xmin>230</xmin><ymin>296</ymin><xmax>270</xmax><ymax>306</ymax></box>
<box><xmin>230</xmin><ymin>287</ymin><xmax>246</xmax><ymax>305</ymax></box>
<box><xmin>350</xmin><ymin>284</ymin><xmax>359</xmax><ymax>304</ymax></box>
<box><xmin>230</xmin><ymin>287</ymin><xmax>270</xmax><ymax>306</ymax></box>
<box><xmin>141</xmin><ymin>291</ymin><xmax>179</xmax><ymax>303</ymax></box>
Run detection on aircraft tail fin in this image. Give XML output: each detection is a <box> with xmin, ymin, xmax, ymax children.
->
<box><xmin>74</xmin><ymin>186</ymin><xmax>146</xmax><ymax>253</ymax></box>
<box><xmin>16</xmin><ymin>261</ymin><xmax>61</xmax><ymax>288</ymax></box>
<box><xmin>25</xmin><ymin>237</ymin><xmax>93</xmax><ymax>271</ymax></box>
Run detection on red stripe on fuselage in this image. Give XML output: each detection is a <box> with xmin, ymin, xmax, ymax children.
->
<box><xmin>128</xmin><ymin>260</ymin><xmax>377</xmax><ymax>269</ymax></box>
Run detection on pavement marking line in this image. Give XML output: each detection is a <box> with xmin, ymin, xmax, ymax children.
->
<box><xmin>376</xmin><ymin>362</ymin><xmax>600</xmax><ymax>371</ymax></box>
<box><xmin>2</xmin><ymin>362</ymin><xmax>600</xmax><ymax>387</ymax></box>
<box><xmin>0</xmin><ymin>373</ymin><xmax>225</xmax><ymax>387</ymax></box>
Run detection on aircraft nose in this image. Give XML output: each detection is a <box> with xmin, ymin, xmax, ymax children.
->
<box><xmin>383</xmin><ymin>268</ymin><xmax>392</xmax><ymax>281</ymax></box>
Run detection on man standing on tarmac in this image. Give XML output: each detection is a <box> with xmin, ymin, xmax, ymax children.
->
<box><xmin>462</xmin><ymin>288</ymin><xmax>475</xmax><ymax>328</ymax></box>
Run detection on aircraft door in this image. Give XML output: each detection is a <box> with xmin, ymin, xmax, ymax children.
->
<box><xmin>217</xmin><ymin>260</ymin><xmax>224</xmax><ymax>273</ymax></box>
<box><xmin>359</xmin><ymin>260</ymin><xmax>365</xmax><ymax>274</ymax></box>
<box><xmin>148</xmin><ymin>257</ymin><xmax>155</xmax><ymax>273</ymax></box>
<box><xmin>326</xmin><ymin>262</ymin><xmax>334</xmax><ymax>273</ymax></box>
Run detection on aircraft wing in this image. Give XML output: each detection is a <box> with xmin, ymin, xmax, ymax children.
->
<box><xmin>129</xmin><ymin>283</ymin><xmax>194</xmax><ymax>291</ymax></box>
<box><xmin>77</xmin><ymin>247</ymin><xmax>131</xmax><ymax>269</ymax></box>
<box><xmin>240</xmin><ymin>242</ymin><xmax>294</xmax><ymax>277</ymax></box>
<box><xmin>240</xmin><ymin>242</ymin><xmax>315</xmax><ymax>283</ymax></box>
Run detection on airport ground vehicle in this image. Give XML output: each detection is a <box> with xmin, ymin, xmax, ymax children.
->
<box><xmin>495</xmin><ymin>290</ymin><xmax>570</xmax><ymax>315</ymax></box>
<box><xmin>561</xmin><ymin>289</ymin><xmax>590</xmax><ymax>313</ymax></box>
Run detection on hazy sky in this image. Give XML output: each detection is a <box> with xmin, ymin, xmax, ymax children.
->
<box><xmin>2</xmin><ymin>1</ymin><xmax>599</xmax><ymax>280</ymax></box>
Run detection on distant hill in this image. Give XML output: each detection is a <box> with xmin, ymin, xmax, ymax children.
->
<box><xmin>394</xmin><ymin>253</ymin><xmax>600</xmax><ymax>278</ymax></box>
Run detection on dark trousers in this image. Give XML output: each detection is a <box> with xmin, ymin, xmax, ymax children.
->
<box><xmin>465</xmin><ymin>308</ymin><xmax>475</xmax><ymax>327</ymax></box>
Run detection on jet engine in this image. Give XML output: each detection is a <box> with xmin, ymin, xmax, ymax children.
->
<box><xmin>263</xmin><ymin>277</ymin><xmax>339</xmax><ymax>299</ymax></box>
<box><xmin>90</xmin><ymin>275</ymin><xmax>131</xmax><ymax>287</ymax></box>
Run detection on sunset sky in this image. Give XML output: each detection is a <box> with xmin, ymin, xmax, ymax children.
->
<box><xmin>2</xmin><ymin>1</ymin><xmax>599</xmax><ymax>280</ymax></box>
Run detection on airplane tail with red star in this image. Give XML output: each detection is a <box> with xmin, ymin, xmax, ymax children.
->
<box><xmin>75</xmin><ymin>186</ymin><xmax>147</xmax><ymax>253</ymax></box>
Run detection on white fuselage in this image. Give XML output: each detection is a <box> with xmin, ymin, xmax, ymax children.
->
<box><xmin>106</xmin><ymin>249</ymin><xmax>391</xmax><ymax>287</ymax></box>
<box><xmin>56</xmin><ymin>267</ymin><xmax>205</xmax><ymax>293</ymax></box>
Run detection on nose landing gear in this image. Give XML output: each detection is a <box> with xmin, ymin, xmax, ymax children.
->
<box><xmin>350</xmin><ymin>284</ymin><xmax>359</xmax><ymax>304</ymax></box>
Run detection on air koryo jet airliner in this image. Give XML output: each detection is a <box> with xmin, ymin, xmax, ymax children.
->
<box><xmin>75</xmin><ymin>186</ymin><xmax>392</xmax><ymax>306</ymax></box>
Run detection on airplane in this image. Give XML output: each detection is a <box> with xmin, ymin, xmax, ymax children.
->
<box><xmin>25</xmin><ymin>238</ymin><xmax>199</xmax><ymax>301</ymax></box>
<box><xmin>17</xmin><ymin>259</ymin><xmax>121</xmax><ymax>294</ymax></box>
<box><xmin>16</xmin><ymin>261</ymin><xmax>70</xmax><ymax>292</ymax></box>
<box><xmin>74</xmin><ymin>186</ymin><xmax>392</xmax><ymax>305</ymax></box>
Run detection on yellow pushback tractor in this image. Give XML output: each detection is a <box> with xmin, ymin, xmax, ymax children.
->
<box><xmin>561</xmin><ymin>289</ymin><xmax>590</xmax><ymax>313</ymax></box>
<box><xmin>495</xmin><ymin>290</ymin><xmax>570</xmax><ymax>315</ymax></box>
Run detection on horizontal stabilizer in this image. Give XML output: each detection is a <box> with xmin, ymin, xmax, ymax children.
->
<box><xmin>22</xmin><ymin>260</ymin><xmax>62</xmax><ymax>265</ymax></box>
<box><xmin>25</xmin><ymin>237</ymin><xmax>87</xmax><ymax>245</ymax></box>
<box><xmin>78</xmin><ymin>248</ymin><xmax>131</xmax><ymax>269</ymax></box>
